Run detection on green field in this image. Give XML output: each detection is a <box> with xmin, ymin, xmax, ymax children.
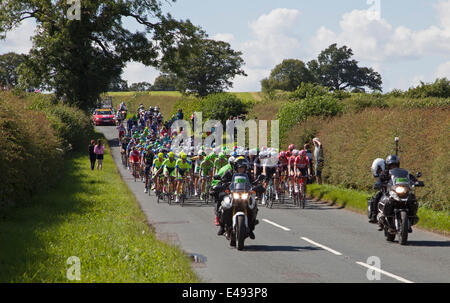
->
<box><xmin>0</xmin><ymin>135</ymin><xmax>199</xmax><ymax>282</ymax></box>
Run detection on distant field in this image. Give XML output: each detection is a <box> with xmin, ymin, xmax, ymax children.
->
<box><xmin>108</xmin><ymin>91</ymin><xmax>182</xmax><ymax>97</ymax></box>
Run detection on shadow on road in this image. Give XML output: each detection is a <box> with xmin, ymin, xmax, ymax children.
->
<box><xmin>244</xmin><ymin>245</ymin><xmax>321</xmax><ymax>252</ymax></box>
<box><xmin>406</xmin><ymin>240</ymin><xmax>450</xmax><ymax>247</ymax></box>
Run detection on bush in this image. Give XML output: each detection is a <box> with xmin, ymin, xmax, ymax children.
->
<box><xmin>278</xmin><ymin>94</ymin><xmax>342</xmax><ymax>142</ymax></box>
<box><xmin>0</xmin><ymin>93</ymin><xmax>63</xmax><ymax>209</ymax></box>
<box><xmin>26</xmin><ymin>94</ymin><xmax>94</xmax><ymax>151</ymax></box>
<box><xmin>404</xmin><ymin>78</ymin><xmax>450</xmax><ymax>98</ymax></box>
<box><xmin>289</xmin><ymin>83</ymin><xmax>330</xmax><ymax>100</ymax></box>
<box><xmin>201</xmin><ymin>93</ymin><xmax>248</xmax><ymax>124</ymax></box>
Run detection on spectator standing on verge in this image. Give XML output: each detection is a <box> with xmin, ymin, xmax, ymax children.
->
<box><xmin>304</xmin><ymin>143</ymin><xmax>313</xmax><ymax>184</ymax></box>
<box><xmin>94</xmin><ymin>139</ymin><xmax>105</xmax><ymax>171</ymax></box>
<box><xmin>89</xmin><ymin>140</ymin><xmax>96</xmax><ymax>170</ymax></box>
<box><xmin>312</xmin><ymin>138</ymin><xmax>324</xmax><ymax>184</ymax></box>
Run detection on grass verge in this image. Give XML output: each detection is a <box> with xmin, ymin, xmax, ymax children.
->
<box><xmin>0</xmin><ymin>134</ymin><xmax>199</xmax><ymax>282</ymax></box>
<box><xmin>307</xmin><ymin>184</ymin><xmax>450</xmax><ymax>236</ymax></box>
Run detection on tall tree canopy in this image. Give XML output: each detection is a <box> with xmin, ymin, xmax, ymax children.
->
<box><xmin>0</xmin><ymin>0</ymin><xmax>204</xmax><ymax>110</ymax></box>
<box><xmin>152</xmin><ymin>73</ymin><xmax>179</xmax><ymax>91</ymax></box>
<box><xmin>307</xmin><ymin>43</ymin><xmax>382</xmax><ymax>91</ymax></box>
<box><xmin>0</xmin><ymin>52</ymin><xmax>27</xmax><ymax>88</ymax></box>
<box><xmin>163</xmin><ymin>39</ymin><xmax>247</xmax><ymax>97</ymax></box>
<box><xmin>261</xmin><ymin>59</ymin><xmax>314</xmax><ymax>92</ymax></box>
<box><xmin>129</xmin><ymin>81</ymin><xmax>152</xmax><ymax>92</ymax></box>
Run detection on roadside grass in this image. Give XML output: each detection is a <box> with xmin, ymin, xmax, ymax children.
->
<box><xmin>307</xmin><ymin>184</ymin><xmax>450</xmax><ymax>235</ymax></box>
<box><xmin>0</xmin><ymin>134</ymin><xmax>199</xmax><ymax>282</ymax></box>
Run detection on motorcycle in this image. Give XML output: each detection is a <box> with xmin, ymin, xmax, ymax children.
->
<box><xmin>216</xmin><ymin>174</ymin><xmax>264</xmax><ymax>250</ymax></box>
<box><xmin>377</xmin><ymin>169</ymin><xmax>424</xmax><ymax>245</ymax></box>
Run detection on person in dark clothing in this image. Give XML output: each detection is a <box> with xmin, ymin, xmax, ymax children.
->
<box><xmin>89</xmin><ymin>140</ymin><xmax>96</xmax><ymax>170</ymax></box>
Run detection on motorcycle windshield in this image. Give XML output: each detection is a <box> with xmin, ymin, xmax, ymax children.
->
<box><xmin>230</xmin><ymin>174</ymin><xmax>251</xmax><ymax>191</ymax></box>
<box><xmin>389</xmin><ymin>168</ymin><xmax>410</xmax><ymax>186</ymax></box>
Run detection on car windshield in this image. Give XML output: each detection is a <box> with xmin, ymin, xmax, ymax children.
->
<box><xmin>96</xmin><ymin>111</ymin><xmax>112</xmax><ymax>115</ymax></box>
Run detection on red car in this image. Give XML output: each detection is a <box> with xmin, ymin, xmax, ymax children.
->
<box><xmin>93</xmin><ymin>108</ymin><xmax>116</xmax><ymax>126</ymax></box>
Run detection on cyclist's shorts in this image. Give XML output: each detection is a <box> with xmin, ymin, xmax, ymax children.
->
<box><xmin>164</xmin><ymin>167</ymin><xmax>176</xmax><ymax>177</ymax></box>
<box><xmin>176</xmin><ymin>169</ymin><xmax>187</xmax><ymax>179</ymax></box>
<box><xmin>145</xmin><ymin>166</ymin><xmax>151</xmax><ymax>176</ymax></box>
<box><xmin>265</xmin><ymin>166</ymin><xmax>276</xmax><ymax>178</ymax></box>
<box><xmin>201</xmin><ymin>170</ymin><xmax>211</xmax><ymax>178</ymax></box>
<box><xmin>296</xmin><ymin>167</ymin><xmax>308</xmax><ymax>177</ymax></box>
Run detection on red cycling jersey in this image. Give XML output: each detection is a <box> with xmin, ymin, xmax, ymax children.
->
<box><xmin>130</xmin><ymin>151</ymin><xmax>140</xmax><ymax>163</ymax></box>
<box><xmin>294</xmin><ymin>156</ymin><xmax>309</xmax><ymax>169</ymax></box>
<box><xmin>288</xmin><ymin>156</ymin><xmax>296</xmax><ymax>170</ymax></box>
<box><xmin>278</xmin><ymin>155</ymin><xmax>288</xmax><ymax>167</ymax></box>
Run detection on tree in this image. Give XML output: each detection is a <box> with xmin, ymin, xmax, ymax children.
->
<box><xmin>108</xmin><ymin>75</ymin><xmax>129</xmax><ymax>92</ymax></box>
<box><xmin>164</xmin><ymin>39</ymin><xmax>247</xmax><ymax>97</ymax></box>
<box><xmin>261</xmin><ymin>59</ymin><xmax>314</xmax><ymax>92</ymax></box>
<box><xmin>0</xmin><ymin>52</ymin><xmax>26</xmax><ymax>88</ymax></box>
<box><xmin>152</xmin><ymin>73</ymin><xmax>179</xmax><ymax>91</ymax></box>
<box><xmin>201</xmin><ymin>93</ymin><xmax>248</xmax><ymax>126</ymax></box>
<box><xmin>308</xmin><ymin>44</ymin><xmax>382</xmax><ymax>91</ymax></box>
<box><xmin>129</xmin><ymin>81</ymin><xmax>152</xmax><ymax>92</ymax></box>
<box><xmin>0</xmin><ymin>0</ymin><xmax>204</xmax><ymax>110</ymax></box>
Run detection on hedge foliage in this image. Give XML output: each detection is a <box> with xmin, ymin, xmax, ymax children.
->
<box><xmin>0</xmin><ymin>92</ymin><xmax>94</xmax><ymax>209</ymax></box>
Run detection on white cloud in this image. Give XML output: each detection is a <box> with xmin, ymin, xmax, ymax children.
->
<box><xmin>211</xmin><ymin>33</ymin><xmax>235</xmax><ymax>44</ymax></box>
<box><xmin>311</xmin><ymin>2</ymin><xmax>450</xmax><ymax>63</ymax></box>
<box><xmin>0</xmin><ymin>19</ymin><xmax>36</xmax><ymax>55</ymax></box>
<box><xmin>435</xmin><ymin>61</ymin><xmax>450</xmax><ymax>78</ymax></box>
<box><xmin>228</xmin><ymin>8</ymin><xmax>304</xmax><ymax>91</ymax></box>
<box><xmin>241</xmin><ymin>8</ymin><xmax>303</xmax><ymax>68</ymax></box>
<box><xmin>121</xmin><ymin>62</ymin><xmax>160</xmax><ymax>85</ymax></box>
<box><xmin>230</xmin><ymin>68</ymin><xmax>270</xmax><ymax>92</ymax></box>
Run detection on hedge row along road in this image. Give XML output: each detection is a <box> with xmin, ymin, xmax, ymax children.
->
<box><xmin>97</xmin><ymin>126</ymin><xmax>450</xmax><ymax>283</ymax></box>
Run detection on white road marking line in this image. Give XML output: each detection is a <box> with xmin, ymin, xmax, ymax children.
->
<box><xmin>300</xmin><ymin>237</ymin><xmax>343</xmax><ymax>256</ymax></box>
<box><xmin>355</xmin><ymin>261</ymin><xmax>414</xmax><ymax>283</ymax></box>
<box><xmin>262</xmin><ymin>219</ymin><xmax>291</xmax><ymax>231</ymax></box>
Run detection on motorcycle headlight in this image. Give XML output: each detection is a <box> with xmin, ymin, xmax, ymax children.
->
<box><xmin>232</xmin><ymin>193</ymin><xmax>240</xmax><ymax>200</ymax></box>
<box><xmin>241</xmin><ymin>193</ymin><xmax>249</xmax><ymax>200</ymax></box>
<box><xmin>395</xmin><ymin>186</ymin><xmax>408</xmax><ymax>194</ymax></box>
<box><xmin>395</xmin><ymin>186</ymin><xmax>409</xmax><ymax>198</ymax></box>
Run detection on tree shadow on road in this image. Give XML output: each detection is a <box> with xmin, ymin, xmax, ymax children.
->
<box><xmin>406</xmin><ymin>240</ymin><xmax>450</xmax><ymax>247</ymax></box>
<box><xmin>244</xmin><ymin>245</ymin><xmax>322</xmax><ymax>252</ymax></box>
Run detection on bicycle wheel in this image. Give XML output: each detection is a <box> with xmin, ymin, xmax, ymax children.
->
<box><xmin>268</xmin><ymin>183</ymin><xmax>275</xmax><ymax>209</ymax></box>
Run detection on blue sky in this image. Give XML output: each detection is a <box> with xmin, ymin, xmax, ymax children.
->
<box><xmin>1</xmin><ymin>0</ymin><xmax>449</xmax><ymax>92</ymax></box>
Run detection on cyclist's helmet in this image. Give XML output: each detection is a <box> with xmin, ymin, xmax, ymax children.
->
<box><xmin>386</xmin><ymin>155</ymin><xmax>400</xmax><ymax>169</ymax></box>
<box><xmin>234</xmin><ymin>157</ymin><xmax>248</xmax><ymax>170</ymax></box>
<box><xmin>279</xmin><ymin>151</ymin><xmax>286</xmax><ymax>159</ymax></box>
<box><xmin>219</xmin><ymin>152</ymin><xmax>226</xmax><ymax>160</ymax></box>
<box><xmin>293</xmin><ymin>149</ymin><xmax>299</xmax><ymax>157</ymax></box>
<box><xmin>228</xmin><ymin>156</ymin><xmax>236</xmax><ymax>165</ymax></box>
<box><xmin>181</xmin><ymin>153</ymin><xmax>187</xmax><ymax>160</ymax></box>
<box><xmin>158</xmin><ymin>152</ymin><xmax>164</xmax><ymax>159</ymax></box>
<box><xmin>299</xmin><ymin>150</ymin><xmax>307</xmax><ymax>158</ymax></box>
<box><xmin>168</xmin><ymin>152</ymin><xmax>174</xmax><ymax>159</ymax></box>
<box><xmin>288</xmin><ymin>144</ymin><xmax>295</xmax><ymax>151</ymax></box>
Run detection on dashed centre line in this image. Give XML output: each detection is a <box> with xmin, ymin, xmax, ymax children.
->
<box><xmin>262</xmin><ymin>219</ymin><xmax>291</xmax><ymax>231</ymax></box>
<box><xmin>300</xmin><ymin>237</ymin><xmax>343</xmax><ymax>256</ymax></box>
<box><xmin>356</xmin><ymin>261</ymin><xmax>414</xmax><ymax>283</ymax></box>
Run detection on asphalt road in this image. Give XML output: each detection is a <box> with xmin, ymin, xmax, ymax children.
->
<box><xmin>97</xmin><ymin>126</ymin><xmax>450</xmax><ymax>283</ymax></box>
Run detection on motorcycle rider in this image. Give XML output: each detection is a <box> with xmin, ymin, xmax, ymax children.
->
<box><xmin>217</xmin><ymin>157</ymin><xmax>259</xmax><ymax>240</ymax></box>
<box><xmin>213</xmin><ymin>156</ymin><xmax>235</xmax><ymax>234</ymax></box>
